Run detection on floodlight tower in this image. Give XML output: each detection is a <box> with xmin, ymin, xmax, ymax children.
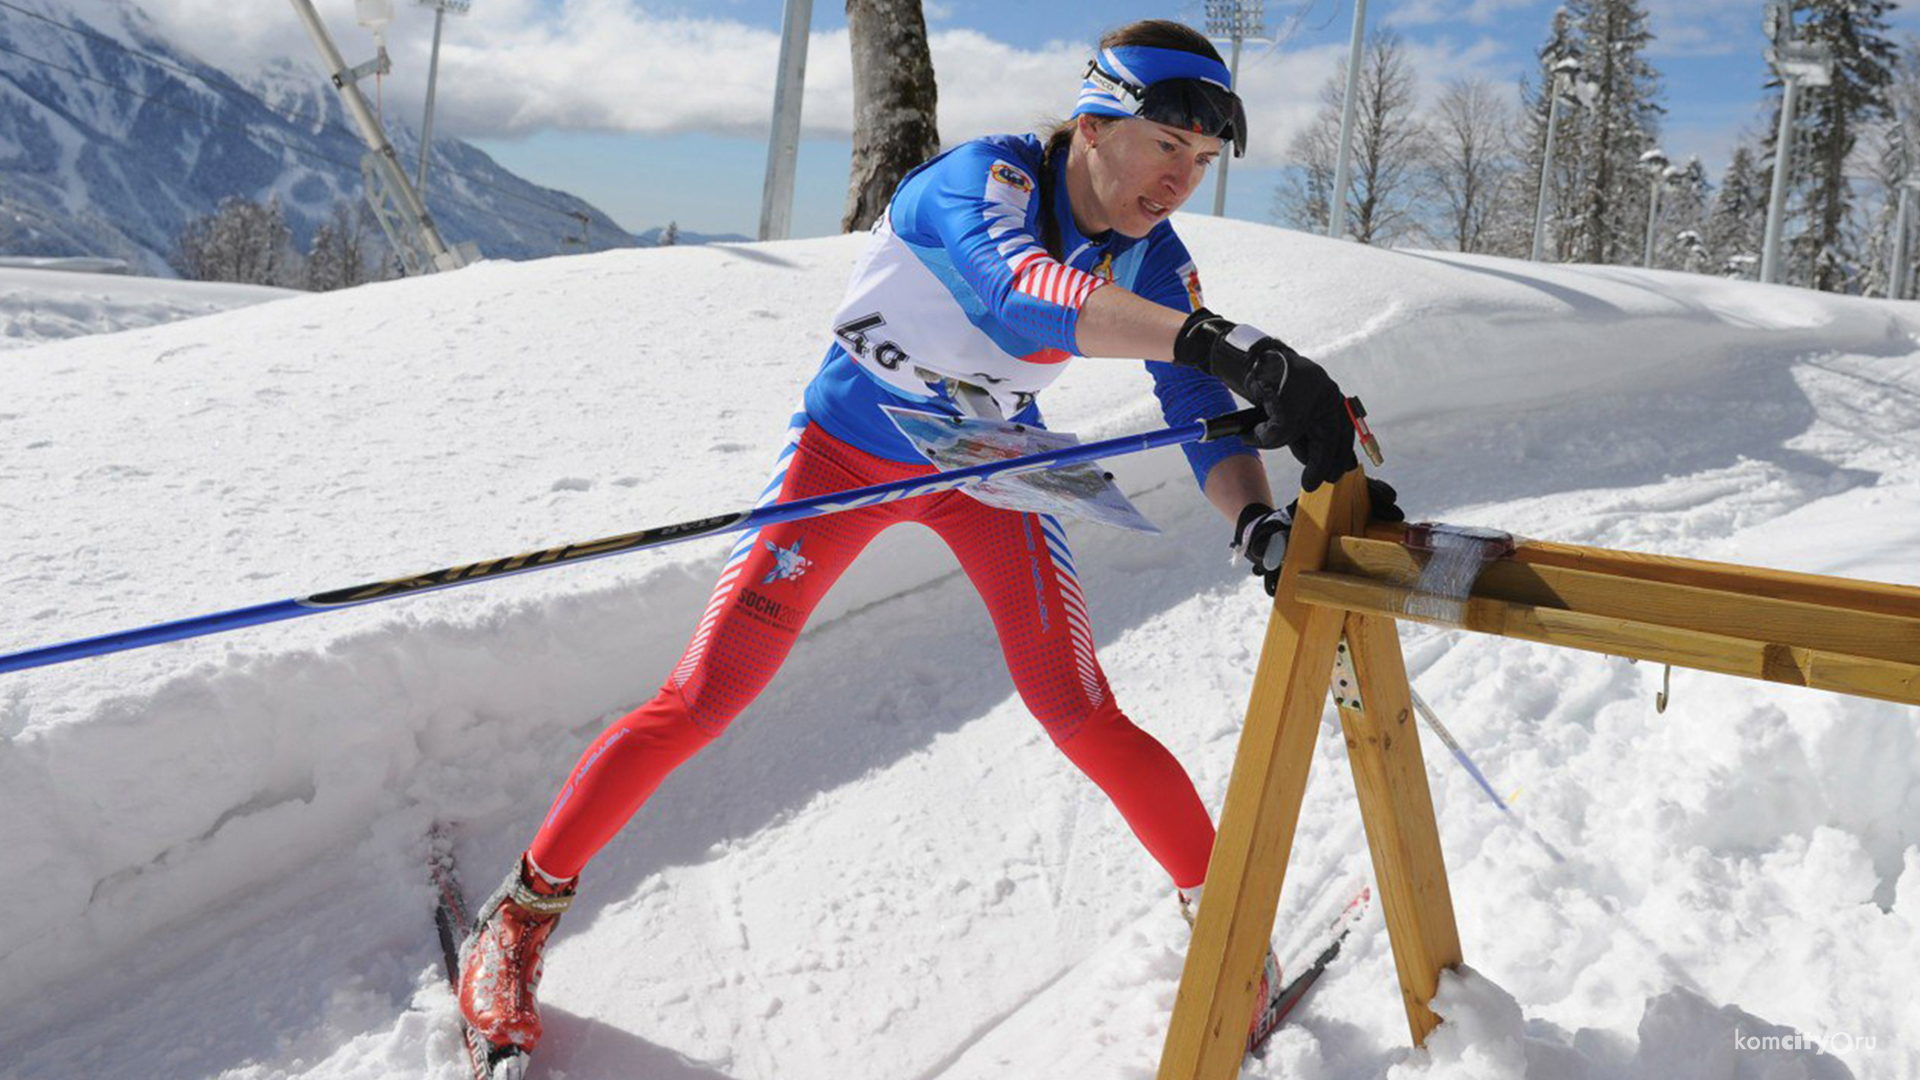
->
<box><xmin>1327</xmin><ymin>0</ymin><xmax>1367</xmax><ymax>238</ymax></box>
<box><xmin>415</xmin><ymin>0</ymin><xmax>472</xmax><ymax>198</ymax></box>
<box><xmin>1204</xmin><ymin>0</ymin><xmax>1269</xmax><ymax>218</ymax></box>
<box><xmin>1760</xmin><ymin>0</ymin><xmax>1833</xmax><ymax>285</ymax></box>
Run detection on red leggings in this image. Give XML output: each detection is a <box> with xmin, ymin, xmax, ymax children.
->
<box><xmin>528</xmin><ymin>416</ymin><xmax>1216</xmax><ymax>888</ymax></box>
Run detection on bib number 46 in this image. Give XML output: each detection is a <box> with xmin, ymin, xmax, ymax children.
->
<box><xmin>834</xmin><ymin>312</ymin><xmax>911</xmax><ymax>371</ymax></box>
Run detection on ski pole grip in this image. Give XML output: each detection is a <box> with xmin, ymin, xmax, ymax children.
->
<box><xmin>1201</xmin><ymin>406</ymin><xmax>1268</xmax><ymax>441</ymax></box>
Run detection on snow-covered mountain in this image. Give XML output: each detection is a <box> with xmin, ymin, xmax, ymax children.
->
<box><xmin>0</xmin><ymin>0</ymin><xmax>633</xmax><ymax>276</ymax></box>
<box><xmin>4</xmin><ymin>219</ymin><xmax>1920</xmax><ymax>1079</ymax></box>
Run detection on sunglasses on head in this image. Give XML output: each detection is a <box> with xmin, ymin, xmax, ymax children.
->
<box><xmin>1084</xmin><ymin>60</ymin><xmax>1248</xmax><ymax>158</ymax></box>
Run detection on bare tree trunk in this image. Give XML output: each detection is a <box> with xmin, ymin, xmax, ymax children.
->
<box><xmin>841</xmin><ymin>0</ymin><xmax>940</xmax><ymax>232</ymax></box>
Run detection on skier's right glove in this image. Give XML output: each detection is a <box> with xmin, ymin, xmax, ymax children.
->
<box><xmin>1173</xmin><ymin>308</ymin><xmax>1359</xmax><ymax>492</ymax></box>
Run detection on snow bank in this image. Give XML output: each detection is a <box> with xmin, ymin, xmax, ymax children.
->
<box><xmin>4</xmin><ymin>217</ymin><xmax>1920</xmax><ymax>1078</ymax></box>
<box><xmin>0</xmin><ymin>265</ymin><xmax>293</xmax><ymax>350</ymax></box>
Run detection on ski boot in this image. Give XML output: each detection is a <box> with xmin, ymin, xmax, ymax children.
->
<box><xmin>459</xmin><ymin>854</ymin><xmax>578</xmax><ymax>1053</ymax></box>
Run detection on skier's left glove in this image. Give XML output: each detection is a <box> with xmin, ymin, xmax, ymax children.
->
<box><xmin>1232</xmin><ymin>479</ymin><xmax>1407</xmax><ymax>597</ymax></box>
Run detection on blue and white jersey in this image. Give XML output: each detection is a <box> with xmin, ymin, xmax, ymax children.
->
<box><xmin>802</xmin><ymin>132</ymin><xmax>1255</xmax><ymax>488</ymax></box>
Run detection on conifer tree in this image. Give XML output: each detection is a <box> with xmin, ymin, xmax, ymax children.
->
<box><xmin>1766</xmin><ymin>0</ymin><xmax>1897</xmax><ymax>291</ymax></box>
<box><xmin>1655</xmin><ymin>156</ymin><xmax>1711</xmax><ymax>272</ymax></box>
<box><xmin>1706</xmin><ymin>144</ymin><xmax>1767</xmax><ymax>278</ymax></box>
<box><xmin>1854</xmin><ymin>34</ymin><xmax>1920</xmax><ymax>296</ymax></box>
<box><xmin>1565</xmin><ymin>0</ymin><xmax>1665</xmax><ymax>265</ymax></box>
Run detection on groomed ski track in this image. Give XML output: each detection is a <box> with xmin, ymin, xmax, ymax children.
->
<box><xmin>5</xmin><ymin>216</ymin><xmax>1920</xmax><ymax>1078</ymax></box>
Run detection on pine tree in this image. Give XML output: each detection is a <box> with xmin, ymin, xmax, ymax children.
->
<box><xmin>659</xmin><ymin>221</ymin><xmax>679</xmax><ymax>247</ymax></box>
<box><xmin>1565</xmin><ymin>0</ymin><xmax>1665</xmax><ymax>265</ymax></box>
<box><xmin>1767</xmin><ymin>0</ymin><xmax>1897</xmax><ymax>291</ymax></box>
<box><xmin>1655</xmin><ymin>155</ymin><xmax>1711</xmax><ymax>272</ymax></box>
<box><xmin>1854</xmin><ymin>34</ymin><xmax>1920</xmax><ymax>296</ymax></box>
<box><xmin>1706</xmin><ymin>144</ymin><xmax>1767</xmax><ymax>277</ymax></box>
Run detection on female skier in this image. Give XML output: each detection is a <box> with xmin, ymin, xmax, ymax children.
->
<box><xmin>460</xmin><ymin>18</ymin><xmax>1397</xmax><ymax>1056</ymax></box>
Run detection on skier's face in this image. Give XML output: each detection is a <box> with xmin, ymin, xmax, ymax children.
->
<box><xmin>1086</xmin><ymin>118</ymin><xmax>1220</xmax><ymax>238</ymax></box>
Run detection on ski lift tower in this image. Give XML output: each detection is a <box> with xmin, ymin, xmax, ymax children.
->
<box><xmin>1203</xmin><ymin>0</ymin><xmax>1269</xmax><ymax>218</ymax></box>
<box><xmin>287</xmin><ymin>0</ymin><xmax>473</xmax><ymax>275</ymax></box>
<box><xmin>415</xmin><ymin>0</ymin><xmax>472</xmax><ymax>199</ymax></box>
<box><xmin>1759</xmin><ymin>0</ymin><xmax>1832</xmax><ymax>285</ymax></box>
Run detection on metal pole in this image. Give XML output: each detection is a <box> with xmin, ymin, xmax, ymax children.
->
<box><xmin>758</xmin><ymin>0</ymin><xmax>813</xmax><ymax>242</ymax></box>
<box><xmin>1761</xmin><ymin>74</ymin><xmax>1800</xmax><ymax>285</ymax></box>
<box><xmin>1894</xmin><ymin>183</ymin><xmax>1915</xmax><ymax>300</ymax></box>
<box><xmin>1212</xmin><ymin>33</ymin><xmax>1243</xmax><ymax>216</ymax></box>
<box><xmin>1327</xmin><ymin>0</ymin><xmax>1367</xmax><ymax>238</ymax></box>
<box><xmin>417</xmin><ymin>1</ymin><xmax>446</xmax><ymax>194</ymax></box>
<box><xmin>1530</xmin><ymin>76</ymin><xmax>1563</xmax><ymax>262</ymax></box>
<box><xmin>287</xmin><ymin>0</ymin><xmax>458</xmax><ymax>269</ymax></box>
<box><xmin>1643</xmin><ymin>175</ymin><xmax>1661</xmax><ymax>268</ymax></box>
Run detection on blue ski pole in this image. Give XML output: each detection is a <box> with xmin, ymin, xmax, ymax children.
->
<box><xmin>1</xmin><ymin>407</ymin><xmax>1266</xmax><ymax>676</ymax></box>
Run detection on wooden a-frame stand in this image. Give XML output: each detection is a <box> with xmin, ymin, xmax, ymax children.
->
<box><xmin>1156</xmin><ymin>468</ymin><xmax>1920</xmax><ymax>1080</ymax></box>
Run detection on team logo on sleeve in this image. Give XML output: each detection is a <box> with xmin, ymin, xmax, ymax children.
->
<box><xmin>1180</xmin><ymin>261</ymin><xmax>1204</xmax><ymax>310</ymax></box>
<box><xmin>988</xmin><ymin>161</ymin><xmax>1034</xmax><ymax>194</ymax></box>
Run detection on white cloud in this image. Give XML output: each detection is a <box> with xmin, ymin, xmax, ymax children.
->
<box><xmin>1385</xmin><ymin>0</ymin><xmax>1540</xmax><ymax>31</ymax></box>
<box><xmin>127</xmin><ymin>1</ymin><xmax>1538</xmax><ymax>170</ymax></box>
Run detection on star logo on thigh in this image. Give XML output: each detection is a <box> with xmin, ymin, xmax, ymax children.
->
<box><xmin>763</xmin><ymin>539</ymin><xmax>812</xmax><ymax>584</ymax></box>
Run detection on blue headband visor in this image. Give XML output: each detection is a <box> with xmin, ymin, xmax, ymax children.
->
<box><xmin>1075</xmin><ymin>45</ymin><xmax>1247</xmax><ymax>157</ymax></box>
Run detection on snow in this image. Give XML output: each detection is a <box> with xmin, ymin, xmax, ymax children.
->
<box><xmin>3</xmin><ymin>216</ymin><xmax>1919</xmax><ymax>1079</ymax></box>
<box><xmin>0</xmin><ymin>265</ymin><xmax>294</xmax><ymax>351</ymax></box>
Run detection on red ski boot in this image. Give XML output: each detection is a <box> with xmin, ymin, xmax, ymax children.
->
<box><xmin>458</xmin><ymin>854</ymin><xmax>577</xmax><ymax>1052</ymax></box>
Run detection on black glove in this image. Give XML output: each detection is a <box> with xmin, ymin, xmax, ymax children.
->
<box><xmin>1231</xmin><ymin>479</ymin><xmax>1407</xmax><ymax>597</ymax></box>
<box><xmin>1173</xmin><ymin>308</ymin><xmax>1360</xmax><ymax>492</ymax></box>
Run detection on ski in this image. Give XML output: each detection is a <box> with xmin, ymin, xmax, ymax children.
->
<box><xmin>429</xmin><ymin>824</ymin><xmax>533</xmax><ymax>1080</ymax></box>
<box><xmin>1247</xmin><ymin>885</ymin><xmax>1372</xmax><ymax>1056</ymax></box>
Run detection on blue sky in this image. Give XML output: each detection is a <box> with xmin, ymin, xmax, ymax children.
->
<box><xmin>170</xmin><ymin>0</ymin><xmax>1920</xmax><ymax>240</ymax></box>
